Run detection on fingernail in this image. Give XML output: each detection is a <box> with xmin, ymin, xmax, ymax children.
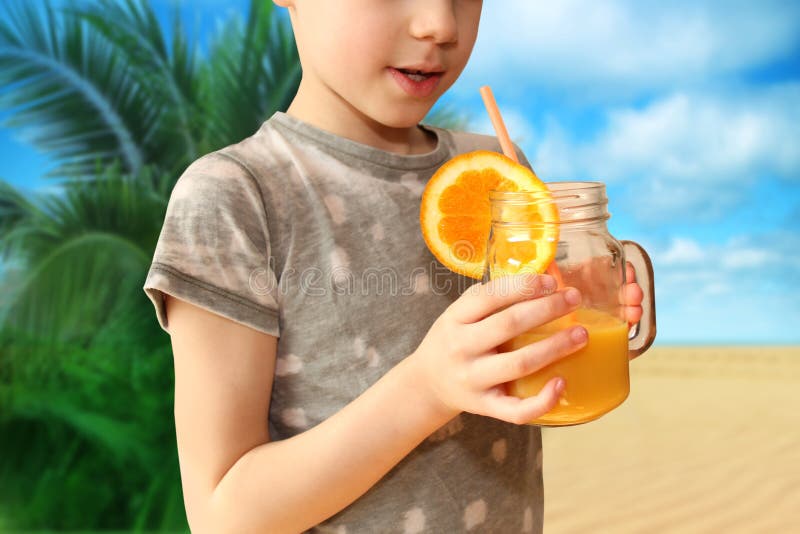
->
<box><xmin>565</xmin><ymin>288</ymin><xmax>581</xmax><ymax>306</ymax></box>
<box><xmin>570</xmin><ymin>326</ymin><xmax>588</xmax><ymax>344</ymax></box>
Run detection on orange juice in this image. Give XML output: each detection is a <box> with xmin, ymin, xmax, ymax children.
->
<box><xmin>501</xmin><ymin>307</ymin><xmax>630</xmax><ymax>426</ymax></box>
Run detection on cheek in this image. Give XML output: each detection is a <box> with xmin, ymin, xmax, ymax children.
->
<box><xmin>455</xmin><ymin>6</ymin><xmax>481</xmax><ymax>64</ymax></box>
<box><xmin>456</xmin><ymin>32</ymin><xmax>479</xmax><ymax>68</ymax></box>
<box><xmin>313</xmin><ymin>35</ymin><xmax>370</xmax><ymax>88</ymax></box>
<box><xmin>333</xmin><ymin>32</ymin><xmax>393</xmax><ymax>90</ymax></box>
<box><xmin>309</xmin><ymin>12</ymin><xmax>377</xmax><ymax>70</ymax></box>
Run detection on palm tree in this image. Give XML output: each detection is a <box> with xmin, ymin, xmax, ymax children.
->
<box><xmin>0</xmin><ymin>0</ymin><xmax>300</xmax><ymax>529</ymax></box>
<box><xmin>0</xmin><ymin>0</ymin><xmax>301</xmax><ymax>338</ymax></box>
<box><xmin>0</xmin><ymin>1</ymin><xmax>470</xmax><ymax>528</ymax></box>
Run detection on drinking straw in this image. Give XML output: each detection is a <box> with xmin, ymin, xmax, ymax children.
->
<box><xmin>479</xmin><ymin>85</ymin><xmax>573</xmax><ymax>307</ymax></box>
<box><xmin>479</xmin><ymin>86</ymin><xmax>519</xmax><ymax>164</ymax></box>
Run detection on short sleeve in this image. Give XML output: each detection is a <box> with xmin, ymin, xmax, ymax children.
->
<box><xmin>142</xmin><ymin>153</ymin><xmax>280</xmax><ymax>336</ymax></box>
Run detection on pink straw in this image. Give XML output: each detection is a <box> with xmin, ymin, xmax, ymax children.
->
<box><xmin>480</xmin><ymin>86</ymin><xmax>519</xmax><ymax>163</ymax></box>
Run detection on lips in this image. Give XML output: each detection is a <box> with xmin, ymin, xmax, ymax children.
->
<box><xmin>389</xmin><ymin>67</ymin><xmax>444</xmax><ymax>98</ymax></box>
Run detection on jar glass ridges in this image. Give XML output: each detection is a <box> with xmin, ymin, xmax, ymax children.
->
<box><xmin>485</xmin><ymin>183</ymin><xmax>656</xmax><ymax>426</ymax></box>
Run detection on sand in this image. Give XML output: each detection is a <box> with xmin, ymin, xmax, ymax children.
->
<box><xmin>542</xmin><ymin>346</ymin><xmax>800</xmax><ymax>534</ymax></box>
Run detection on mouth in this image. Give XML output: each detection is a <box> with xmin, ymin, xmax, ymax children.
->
<box><xmin>395</xmin><ymin>68</ymin><xmax>442</xmax><ymax>82</ymax></box>
<box><xmin>388</xmin><ymin>66</ymin><xmax>445</xmax><ymax>98</ymax></box>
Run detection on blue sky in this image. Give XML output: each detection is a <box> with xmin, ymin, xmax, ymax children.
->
<box><xmin>1</xmin><ymin>0</ymin><xmax>799</xmax><ymax>344</ymax></box>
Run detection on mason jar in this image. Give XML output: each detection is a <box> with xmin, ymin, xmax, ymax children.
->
<box><xmin>484</xmin><ymin>183</ymin><xmax>656</xmax><ymax>426</ymax></box>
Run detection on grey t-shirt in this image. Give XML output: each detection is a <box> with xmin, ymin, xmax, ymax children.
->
<box><xmin>143</xmin><ymin>112</ymin><xmax>544</xmax><ymax>533</ymax></box>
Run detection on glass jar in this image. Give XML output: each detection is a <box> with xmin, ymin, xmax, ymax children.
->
<box><xmin>484</xmin><ymin>183</ymin><xmax>656</xmax><ymax>426</ymax></box>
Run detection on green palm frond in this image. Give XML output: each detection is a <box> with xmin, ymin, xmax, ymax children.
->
<box><xmin>0</xmin><ymin>1</ymin><xmax>155</xmax><ymax>179</ymax></box>
<box><xmin>2</xmin><ymin>231</ymin><xmax>145</xmax><ymax>342</ymax></box>
<box><xmin>0</xmin><ymin>169</ymin><xmax>166</xmax><ymax>342</ymax></box>
<box><xmin>0</xmin><ymin>179</ymin><xmax>50</xmax><ymax>261</ymax></box>
<box><xmin>8</xmin><ymin>386</ymin><xmax>151</xmax><ymax>464</ymax></box>
<box><xmin>425</xmin><ymin>102</ymin><xmax>472</xmax><ymax>131</ymax></box>
<box><xmin>76</xmin><ymin>0</ymin><xmax>204</xmax><ymax>174</ymax></box>
<box><xmin>0</xmin><ymin>1</ymin><xmax>309</xmax><ymax>530</ymax></box>
<box><xmin>0</xmin><ymin>319</ymin><xmax>182</xmax><ymax>529</ymax></box>
<box><xmin>202</xmin><ymin>0</ymin><xmax>301</xmax><ymax>148</ymax></box>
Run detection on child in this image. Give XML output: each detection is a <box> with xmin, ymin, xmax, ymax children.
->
<box><xmin>143</xmin><ymin>1</ymin><xmax>645</xmax><ymax>532</ymax></box>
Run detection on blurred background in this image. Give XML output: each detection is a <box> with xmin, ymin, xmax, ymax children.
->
<box><xmin>0</xmin><ymin>0</ymin><xmax>797</xmax><ymax>532</ymax></box>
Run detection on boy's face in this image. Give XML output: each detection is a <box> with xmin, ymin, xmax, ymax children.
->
<box><xmin>278</xmin><ymin>0</ymin><xmax>483</xmax><ymax>130</ymax></box>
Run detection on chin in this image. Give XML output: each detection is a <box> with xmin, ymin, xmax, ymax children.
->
<box><xmin>375</xmin><ymin>105</ymin><xmax>433</xmax><ymax>129</ymax></box>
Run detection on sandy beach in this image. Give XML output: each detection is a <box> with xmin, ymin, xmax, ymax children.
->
<box><xmin>542</xmin><ymin>346</ymin><xmax>800</xmax><ymax>534</ymax></box>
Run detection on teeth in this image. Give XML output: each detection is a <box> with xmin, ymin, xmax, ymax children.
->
<box><xmin>395</xmin><ymin>68</ymin><xmax>437</xmax><ymax>82</ymax></box>
<box><xmin>399</xmin><ymin>69</ymin><xmax>431</xmax><ymax>81</ymax></box>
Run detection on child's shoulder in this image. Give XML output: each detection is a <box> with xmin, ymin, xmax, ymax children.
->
<box><xmin>170</xmin><ymin>150</ymin><xmax>258</xmax><ymax>207</ymax></box>
<box><xmin>173</xmin><ymin>115</ymin><xmax>296</xmax><ymax>193</ymax></box>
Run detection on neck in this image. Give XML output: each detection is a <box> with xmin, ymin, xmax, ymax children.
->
<box><xmin>285</xmin><ymin>81</ymin><xmax>437</xmax><ymax>155</ymax></box>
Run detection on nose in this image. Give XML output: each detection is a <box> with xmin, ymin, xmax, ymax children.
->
<box><xmin>408</xmin><ymin>0</ymin><xmax>459</xmax><ymax>44</ymax></box>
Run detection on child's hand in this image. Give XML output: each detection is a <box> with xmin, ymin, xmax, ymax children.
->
<box><xmin>408</xmin><ymin>273</ymin><xmax>587</xmax><ymax>425</ymax></box>
<box><xmin>566</xmin><ymin>257</ymin><xmax>644</xmax><ymax>328</ymax></box>
<box><xmin>622</xmin><ymin>261</ymin><xmax>644</xmax><ymax>327</ymax></box>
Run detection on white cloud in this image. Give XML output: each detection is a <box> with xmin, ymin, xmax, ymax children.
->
<box><xmin>470</xmin><ymin>106</ymin><xmax>538</xmax><ymax>153</ymax></box>
<box><xmin>466</xmin><ymin>0</ymin><xmax>800</xmax><ymax>96</ymax></box>
<box><xmin>586</xmin><ymin>88</ymin><xmax>800</xmax><ymax>182</ymax></box>
<box><xmin>528</xmin><ymin>85</ymin><xmax>800</xmax><ymax>220</ymax></box>
<box><xmin>651</xmin><ymin>232</ymin><xmax>800</xmax><ymax>342</ymax></box>
<box><xmin>721</xmin><ymin>248</ymin><xmax>775</xmax><ymax>270</ymax></box>
<box><xmin>389</xmin><ymin>2</ymin><xmax>800</xmax><ymax>343</ymax></box>
<box><xmin>656</xmin><ymin>286</ymin><xmax>799</xmax><ymax>343</ymax></box>
<box><xmin>445</xmin><ymin>1</ymin><xmax>800</xmax><ymax>228</ymax></box>
<box><xmin>528</xmin><ymin>118</ymin><xmax>573</xmax><ymax>180</ymax></box>
<box><xmin>652</xmin><ymin>235</ymin><xmax>784</xmax><ymax>271</ymax></box>
<box><xmin>658</xmin><ymin>237</ymin><xmax>706</xmax><ymax>266</ymax></box>
<box><xmin>542</xmin><ymin>86</ymin><xmax>800</xmax><ymax>181</ymax></box>
<box><xmin>701</xmin><ymin>282</ymin><xmax>731</xmax><ymax>296</ymax></box>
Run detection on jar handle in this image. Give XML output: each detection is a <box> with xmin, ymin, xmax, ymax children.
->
<box><xmin>621</xmin><ymin>240</ymin><xmax>657</xmax><ymax>359</ymax></box>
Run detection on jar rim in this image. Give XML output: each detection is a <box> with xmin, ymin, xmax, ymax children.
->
<box><xmin>489</xmin><ymin>181</ymin><xmax>606</xmax><ymax>200</ymax></box>
<box><xmin>489</xmin><ymin>181</ymin><xmax>610</xmax><ymax>224</ymax></box>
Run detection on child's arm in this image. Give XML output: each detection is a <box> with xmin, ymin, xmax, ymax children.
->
<box><xmin>167</xmin><ymin>273</ymin><xmax>586</xmax><ymax>533</ymax></box>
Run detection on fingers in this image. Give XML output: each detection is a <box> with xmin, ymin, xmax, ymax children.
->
<box><xmin>626</xmin><ymin>261</ymin><xmax>636</xmax><ymax>284</ymax></box>
<box><xmin>470</xmin><ymin>324</ymin><xmax>588</xmax><ymax>388</ymax></box>
<box><xmin>620</xmin><ymin>279</ymin><xmax>644</xmax><ymax>325</ymax></box>
<box><xmin>625</xmin><ymin>304</ymin><xmax>643</xmax><ymax>325</ymax></box>
<box><xmin>449</xmin><ymin>273</ymin><xmax>557</xmax><ymax>324</ymax></box>
<box><xmin>621</xmin><ymin>262</ymin><xmax>643</xmax><ymax>325</ymax></box>
<box><xmin>479</xmin><ymin>378</ymin><xmax>565</xmax><ymax>425</ymax></box>
<box><xmin>621</xmin><ymin>280</ymin><xmax>643</xmax><ymax>306</ymax></box>
<box><xmin>470</xmin><ymin>287</ymin><xmax>583</xmax><ymax>352</ymax></box>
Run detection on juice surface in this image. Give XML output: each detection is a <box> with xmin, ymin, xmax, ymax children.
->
<box><xmin>501</xmin><ymin>308</ymin><xmax>630</xmax><ymax>425</ymax></box>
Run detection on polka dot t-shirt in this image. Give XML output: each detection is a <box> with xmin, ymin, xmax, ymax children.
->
<box><xmin>143</xmin><ymin>112</ymin><xmax>545</xmax><ymax>533</ymax></box>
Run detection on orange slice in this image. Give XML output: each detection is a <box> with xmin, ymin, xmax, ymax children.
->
<box><xmin>420</xmin><ymin>150</ymin><xmax>559</xmax><ymax>279</ymax></box>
